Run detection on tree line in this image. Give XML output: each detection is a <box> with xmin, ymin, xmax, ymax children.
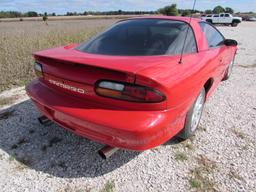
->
<box><xmin>158</xmin><ymin>4</ymin><xmax>235</xmax><ymax>16</ymax></box>
<box><xmin>0</xmin><ymin>5</ymin><xmax>254</xmax><ymax>19</ymax></box>
<box><xmin>0</xmin><ymin>11</ymin><xmax>55</xmax><ymax>18</ymax></box>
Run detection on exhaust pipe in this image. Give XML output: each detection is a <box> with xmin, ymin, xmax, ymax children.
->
<box><xmin>98</xmin><ymin>145</ymin><xmax>119</xmax><ymax>159</ymax></box>
<box><xmin>38</xmin><ymin>116</ymin><xmax>51</xmax><ymax>125</ymax></box>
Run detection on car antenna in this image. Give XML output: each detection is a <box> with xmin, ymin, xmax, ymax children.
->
<box><xmin>179</xmin><ymin>0</ymin><xmax>197</xmax><ymax>64</ymax></box>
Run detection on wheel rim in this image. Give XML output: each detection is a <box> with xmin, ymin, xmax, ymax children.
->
<box><xmin>191</xmin><ymin>91</ymin><xmax>205</xmax><ymax>132</ymax></box>
<box><xmin>227</xmin><ymin>60</ymin><xmax>234</xmax><ymax>77</ymax></box>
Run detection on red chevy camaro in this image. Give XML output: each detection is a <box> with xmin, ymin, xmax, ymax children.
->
<box><xmin>26</xmin><ymin>16</ymin><xmax>237</xmax><ymax>151</ymax></box>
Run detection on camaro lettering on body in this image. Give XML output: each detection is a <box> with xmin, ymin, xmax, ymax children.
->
<box><xmin>48</xmin><ymin>79</ymin><xmax>85</xmax><ymax>94</ymax></box>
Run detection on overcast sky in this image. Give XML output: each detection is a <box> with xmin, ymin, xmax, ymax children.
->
<box><xmin>1</xmin><ymin>0</ymin><xmax>255</xmax><ymax>14</ymax></box>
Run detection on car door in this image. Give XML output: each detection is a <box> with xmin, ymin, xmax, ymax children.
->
<box><xmin>213</xmin><ymin>15</ymin><xmax>220</xmax><ymax>23</ymax></box>
<box><xmin>224</xmin><ymin>13</ymin><xmax>233</xmax><ymax>23</ymax></box>
<box><xmin>199</xmin><ymin>22</ymin><xmax>227</xmax><ymax>82</ymax></box>
<box><xmin>220</xmin><ymin>13</ymin><xmax>225</xmax><ymax>23</ymax></box>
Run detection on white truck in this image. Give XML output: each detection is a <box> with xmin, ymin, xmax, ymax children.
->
<box><xmin>201</xmin><ymin>13</ymin><xmax>242</xmax><ymax>27</ymax></box>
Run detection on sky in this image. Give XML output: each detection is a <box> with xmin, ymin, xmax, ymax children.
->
<box><xmin>0</xmin><ymin>0</ymin><xmax>256</xmax><ymax>14</ymax></box>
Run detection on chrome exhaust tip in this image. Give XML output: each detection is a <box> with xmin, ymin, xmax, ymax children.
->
<box><xmin>98</xmin><ymin>145</ymin><xmax>119</xmax><ymax>159</ymax></box>
<box><xmin>38</xmin><ymin>116</ymin><xmax>51</xmax><ymax>125</ymax></box>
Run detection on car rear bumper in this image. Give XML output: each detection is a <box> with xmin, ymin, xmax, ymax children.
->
<box><xmin>26</xmin><ymin>79</ymin><xmax>185</xmax><ymax>151</ymax></box>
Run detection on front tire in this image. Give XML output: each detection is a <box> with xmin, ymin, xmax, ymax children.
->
<box><xmin>178</xmin><ymin>88</ymin><xmax>206</xmax><ymax>140</ymax></box>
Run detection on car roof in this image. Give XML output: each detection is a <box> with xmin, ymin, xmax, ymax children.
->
<box><xmin>121</xmin><ymin>16</ymin><xmax>201</xmax><ymax>24</ymax></box>
<box><xmin>119</xmin><ymin>16</ymin><xmax>208</xmax><ymax>51</ymax></box>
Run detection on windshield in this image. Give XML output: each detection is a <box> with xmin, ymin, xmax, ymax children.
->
<box><xmin>76</xmin><ymin>19</ymin><xmax>197</xmax><ymax>56</ymax></box>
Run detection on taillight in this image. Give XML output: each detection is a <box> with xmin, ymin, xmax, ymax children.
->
<box><xmin>34</xmin><ymin>62</ymin><xmax>43</xmax><ymax>77</ymax></box>
<box><xmin>95</xmin><ymin>80</ymin><xmax>166</xmax><ymax>103</ymax></box>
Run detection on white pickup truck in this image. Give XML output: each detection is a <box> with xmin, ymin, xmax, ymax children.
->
<box><xmin>201</xmin><ymin>13</ymin><xmax>242</xmax><ymax>27</ymax></box>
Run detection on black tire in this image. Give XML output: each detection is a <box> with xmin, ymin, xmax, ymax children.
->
<box><xmin>231</xmin><ymin>21</ymin><xmax>238</xmax><ymax>27</ymax></box>
<box><xmin>222</xmin><ymin>54</ymin><xmax>236</xmax><ymax>81</ymax></box>
<box><xmin>206</xmin><ymin>19</ymin><xmax>212</xmax><ymax>24</ymax></box>
<box><xmin>178</xmin><ymin>88</ymin><xmax>206</xmax><ymax>140</ymax></box>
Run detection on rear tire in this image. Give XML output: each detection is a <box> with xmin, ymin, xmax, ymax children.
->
<box><xmin>231</xmin><ymin>21</ymin><xmax>238</xmax><ymax>27</ymax></box>
<box><xmin>206</xmin><ymin>19</ymin><xmax>213</xmax><ymax>24</ymax></box>
<box><xmin>178</xmin><ymin>88</ymin><xmax>206</xmax><ymax>140</ymax></box>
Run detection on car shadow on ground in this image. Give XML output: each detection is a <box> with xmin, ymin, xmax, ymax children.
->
<box><xmin>0</xmin><ymin>99</ymin><xmax>182</xmax><ymax>178</ymax></box>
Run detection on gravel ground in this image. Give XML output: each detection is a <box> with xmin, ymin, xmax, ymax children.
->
<box><xmin>0</xmin><ymin>21</ymin><xmax>255</xmax><ymax>192</ymax></box>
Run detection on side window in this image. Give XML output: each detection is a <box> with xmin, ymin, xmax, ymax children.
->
<box><xmin>225</xmin><ymin>14</ymin><xmax>230</xmax><ymax>17</ymax></box>
<box><xmin>220</xmin><ymin>14</ymin><xmax>224</xmax><ymax>17</ymax></box>
<box><xmin>199</xmin><ymin>22</ymin><xmax>224</xmax><ymax>48</ymax></box>
<box><xmin>166</xmin><ymin>25</ymin><xmax>197</xmax><ymax>55</ymax></box>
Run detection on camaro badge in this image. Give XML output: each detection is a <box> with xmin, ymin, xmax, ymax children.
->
<box><xmin>48</xmin><ymin>79</ymin><xmax>85</xmax><ymax>94</ymax></box>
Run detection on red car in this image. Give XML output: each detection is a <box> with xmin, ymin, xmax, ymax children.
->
<box><xmin>26</xmin><ymin>16</ymin><xmax>237</xmax><ymax>151</ymax></box>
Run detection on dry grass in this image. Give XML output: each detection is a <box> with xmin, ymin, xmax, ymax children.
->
<box><xmin>0</xmin><ymin>19</ymin><xmax>116</xmax><ymax>92</ymax></box>
<box><xmin>238</xmin><ymin>63</ymin><xmax>256</xmax><ymax>68</ymax></box>
<box><xmin>231</xmin><ymin>128</ymin><xmax>246</xmax><ymax>139</ymax></box>
<box><xmin>0</xmin><ymin>96</ymin><xmax>17</xmax><ymax>106</ymax></box>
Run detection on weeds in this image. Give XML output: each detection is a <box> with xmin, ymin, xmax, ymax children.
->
<box><xmin>189</xmin><ymin>178</ymin><xmax>201</xmax><ymax>189</ymax></box>
<box><xmin>228</xmin><ymin>169</ymin><xmax>245</xmax><ymax>182</ymax></box>
<box><xmin>175</xmin><ymin>152</ymin><xmax>188</xmax><ymax>162</ymax></box>
<box><xmin>8</xmin><ymin>155</ymin><xmax>16</xmax><ymax>161</ymax></box>
<box><xmin>231</xmin><ymin>128</ymin><xmax>246</xmax><ymax>139</ymax></box>
<box><xmin>62</xmin><ymin>185</ymin><xmax>91</xmax><ymax>192</ymax></box>
<box><xmin>102</xmin><ymin>181</ymin><xmax>115</xmax><ymax>192</ymax></box>
<box><xmin>189</xmin><ymin>155</ymin><xmax>218</xmax><ymax>191</ymax></box>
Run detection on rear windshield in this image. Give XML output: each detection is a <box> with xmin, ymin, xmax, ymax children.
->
<box><xmin>76</xmin><ymin>19</ymin><xmax>197</xmax><ymax>56</ymax></box>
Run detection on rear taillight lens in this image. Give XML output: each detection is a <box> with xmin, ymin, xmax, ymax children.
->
<box><xmin>34</xmin><ymin>62</ymin><xmax>43</xmax><ymax>77</ymax></box>
<box><xmin>95</xmin><ymin>81</ymin><xmax>166</xmax><ymax>103</ymax></box>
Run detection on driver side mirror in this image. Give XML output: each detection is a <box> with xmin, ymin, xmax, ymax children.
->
<box><xmin>224</xmin><ymin>39</ymin><xmax>238</xmax><ymax>46</ymax></box>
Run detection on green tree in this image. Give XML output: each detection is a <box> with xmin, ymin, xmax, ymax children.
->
<box><xmin>205</xmin><ymin>9</ymin><xmax>212</xmax><ymax>14</ymax></box>
<box><xmin>225</xmin><ymin>7</ymin><xmax>234</xmax><ymax>14</ymax></box>
<box><xmin>158</xmin><ymin>4</ymin><xmax>178</xmax><ymax>16</ymax></box>
<box><xmin>25</xmin><ymin>11</ymin><xmax>38</xmax><ymax>17</ymax></box>
<box><xmin>181</xmin><ymin>10</ymin><xmax>191</xmax><ymax>16</ymax></box>
<box><xmin>213</xmin><ymin>6</ymin><xmax>225</xmax><ymax>14</ymax></box>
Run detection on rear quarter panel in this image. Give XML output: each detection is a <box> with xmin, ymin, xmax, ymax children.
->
<box><xmin>136</xmin><ymin>51</ymin><xmax>220</xmax><ymax>111</ymax></box>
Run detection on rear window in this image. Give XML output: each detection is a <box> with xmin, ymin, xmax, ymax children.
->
<box><xmin>76</xmin><ymin>19</ymin><xmax>197</xmax><ymax>56</ymax></box>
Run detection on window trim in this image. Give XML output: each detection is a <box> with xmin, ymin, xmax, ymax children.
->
<box><xmin>199</xmin><ymin>21</ymin><xmax>225</xmax><ymax>49</ymax></box>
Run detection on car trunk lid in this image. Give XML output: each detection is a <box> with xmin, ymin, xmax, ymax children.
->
<box><xmin>33</xmin><ymin>45</ymin><xmax>171</xmax><ymax>110</ymax></box>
